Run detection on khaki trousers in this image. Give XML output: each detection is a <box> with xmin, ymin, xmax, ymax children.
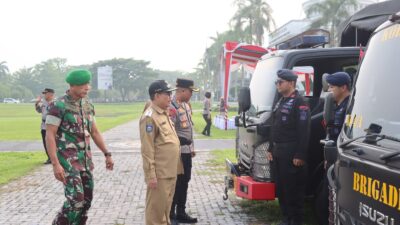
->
<box><xmin>145</xmin><ymin>177</ymin><xmax>177</xmax><ymax>225</ymax></box>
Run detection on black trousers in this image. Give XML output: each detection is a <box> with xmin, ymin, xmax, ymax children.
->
<box><xmin>172</xmin><ymin>153</ymin><xmax>192</xmax><ymax>212</ymax></box>
<box><xmin>202</xmin><ymin>114</ymin><xmax>211</xmax><ymax>135</ymax></box>
<box><xmin>272</xmin><ymin>143</ymin><xmax>307</xmax><ymax>224</ymax></box>
<box><xmin>41</xmin><ymin>129</ymin><xmax>50</xmax><ymax>160</ymax></box>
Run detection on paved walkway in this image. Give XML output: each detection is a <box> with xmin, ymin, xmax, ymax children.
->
<box><xmin>0</xmin><ymin>121</ymin><xmax>234</xmax><ymax>152</ymax></box>
<box><xmin>0</xmin><ymin>120</ymin><xmax>263</xmax><ymax>225</ymax></box>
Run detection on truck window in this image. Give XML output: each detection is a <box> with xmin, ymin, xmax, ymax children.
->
<box><xmin>293</xmin><ymin>66</ymin><xmax>314</xmax><ymax>97</ymax></box>
<box><xmin>345</xmin><ymin>24</ymin><xmax>400</xmax><ymax>142</ymax></box>
<box><xmin>248</xmin><ymin>56</ymin><xmax>284</xmax><ymax>115</ymax></box>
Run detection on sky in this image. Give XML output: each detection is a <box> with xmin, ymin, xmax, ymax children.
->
<box><xmin>0</xmin><ymin>0</ymin><xmax>311</xmax><ymax>73</ymax></box>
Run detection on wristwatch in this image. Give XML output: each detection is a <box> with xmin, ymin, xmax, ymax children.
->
<box><xmin>104</xmin><ymin>152</ymin><xmax>112</xmax><ymax>157</ymax></box>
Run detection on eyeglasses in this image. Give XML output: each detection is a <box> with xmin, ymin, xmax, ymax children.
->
<box><xmin>275</xmin><ymin>80</ymin><xmax>286</xmax><ymax>85</ymax></box>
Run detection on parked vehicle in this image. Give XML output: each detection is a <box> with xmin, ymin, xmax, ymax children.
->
<box><xmin>223</xmin><ymin>46</ymin><xmax>361</xmax><ymax>222</ymax></box>
<box><xmin>3</xmin><ymin>98</ymin><xmax>20</xmax><ymax>104</ymax></box>
<box><xmin>328</xmin><ymin>12</ymin><xmax>400</xmax><ymax>225</ymax></box>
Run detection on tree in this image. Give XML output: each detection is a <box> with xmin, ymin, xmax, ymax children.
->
<box><xmin>305</xmin><ymin>0</ymin><xmax>359</xmax><ymax>45</ymax></box>
<box><xmin>0</xmin><ymin>61</ymin><xmax>10</xmax><ymax>80</ymax></box>
<box><xmin>12</xmin><ymin>67</ymin><xmax>39</xmax><ymax>97</ymax></box>
<box><xmin>90</xmin><ymin>58</ymin><xmax>158</xmax><ymax>101</ymax></box>
<box><xmin>33</xmin><ymin>58</ymin><xmax>68</xmax><ymax>94</ymax></box>
<box><xmin>231</xmin><ymin>0</ymin><xmax>275</xmax><ymax>45</ymax></box>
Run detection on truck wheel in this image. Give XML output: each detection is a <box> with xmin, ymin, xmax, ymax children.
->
<box><xmin>315</xmin><ymin>179</ymin><xmax>329</xmax><ymax>225</ymax></box>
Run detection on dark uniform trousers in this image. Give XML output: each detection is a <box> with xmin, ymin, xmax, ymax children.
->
<box><xmin>41</xmin><ymin>129</ymin><xmax>50</xmax><ymax>160</ymax></box>
<box><xmin>172</xmin><ymin>151</ymin><xmax>192</xmax><ymax>212</ymax></box>
<box><xmin>272</xmin><ymin>142</ymin><xmax>307</xmax><ymax>224</ymax></box>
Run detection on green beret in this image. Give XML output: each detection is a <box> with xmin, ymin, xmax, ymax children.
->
<box><xmin>66</xmin><ymin>69</ymin><xmax>92</xmax><ymax>85</ymax></box>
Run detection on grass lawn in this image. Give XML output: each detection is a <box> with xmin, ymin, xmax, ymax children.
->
<box><xmin>0</xmin><ymin>102</ymin><xmax>146</xmax><ymax>141</ymax></box>
<box><xmin>0</xmin><ymin>151</ymin><xmax>47</xmax><ymax>185</ymax></box>
<box><xmin>190</xmin><ymin>100</ymin><xmax>236</xmax><ymax>139</ymax></box>
<box><xmin>207</xmin><ymin>149</ymin><xmax>318</xmax><ymax>225</ymax></box>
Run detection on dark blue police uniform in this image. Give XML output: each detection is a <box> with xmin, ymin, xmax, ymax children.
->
<box><xmin>328</xmin><ymin>96</ymin><xmax>349</xmax><ymax>141</ymax></box>
<box><xmin>268</xmin><ymin>69</ymin><xmax>311</xmax><ymax>225</ymax></box>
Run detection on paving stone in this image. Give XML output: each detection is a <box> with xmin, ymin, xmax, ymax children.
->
<box><xmin>0</xmin><ymin>120</ymin><xmax>265</xmax><ymax>225</ymax></box>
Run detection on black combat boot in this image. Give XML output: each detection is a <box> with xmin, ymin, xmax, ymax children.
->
<box><xmin>176</xmin><ymin>209</ymin><xmax>197</xmax><ymax>223</ymax></box>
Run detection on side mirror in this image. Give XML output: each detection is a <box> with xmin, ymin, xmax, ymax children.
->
<box><xmin>323</xmin><ymin>92</ymin><xmax>335</xmax><ymax>124</ymax></box>
<box><xmin>324</xmin><ymin>140</ymin><xmax>338</xmax><ymax>164</ymax></box>
<box><xmin>238</xmin><ymin>87</ymin><xmax>251</xmax><ymax>113</ymax></box>
<box><xmin>234</xmin><ymin>115</ymin><xmax>240</xmax><ymax>127</ymax></box>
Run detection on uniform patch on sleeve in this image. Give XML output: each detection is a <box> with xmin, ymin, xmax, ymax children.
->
<box><xmin>300</xmin><ymin>110</ymin><xmax>308</xmax><ymax>121</ymax></box>
<box><xmin>146</xmin><ymin>124</ymin><xmax>153</xmax><ymax>133</ymax></box>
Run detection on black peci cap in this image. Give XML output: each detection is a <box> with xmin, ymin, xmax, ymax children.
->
<box><xmin>42</xmin><ymin>88</ymin><xmax>55</xmax><ymax>94</ymax></box>
<box><xmin>148</xmin><ymin>80</ymin><xmax>176</xmax><ymax>96</ymax></box>
<box><xmin>277</xmin><ymin>69</ymin><xmax>298</xmax><ymax>81</ymax></box>
<box><xmin>176</xmin><ymin>78</ymin><xmax>199</xmax><ymax>92</ymax></box>
<box><xmin>326</xmin><ymin>72</ymin><xmax>351</xmax><ymax>87</ymax></box>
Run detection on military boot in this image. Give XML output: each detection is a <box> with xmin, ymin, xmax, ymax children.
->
<box><xmin>176</xmin><ymin>209</ymin><xmax>197</xmax><ymax>223</ymax></box>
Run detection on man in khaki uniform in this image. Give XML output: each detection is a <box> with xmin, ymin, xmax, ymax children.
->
<box><xmin>169</xmin><ymin>78</ymin><xmax>199</xmax><ymax>223</ymax></box>
<box><xmin>140</xmin><ymin>80</ymin><xmax>183</xmax><ymax>225</ymax></box>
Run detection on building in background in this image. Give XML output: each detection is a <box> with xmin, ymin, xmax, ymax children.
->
<box><xmin>268</xmin><ymin>0</ymin><xmax>378</xmax><ymax>48</ymax></box>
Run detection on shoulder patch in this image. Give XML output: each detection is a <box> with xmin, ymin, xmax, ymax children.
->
<box><xmin>146</xmin><ymin>124</ymin><xmax>153</xmax><ymax>133</ymax></box>
<box><xmin>145</xmin><ymin>108</ymin><xmax>153</xmax><ymax>117</ymax></box>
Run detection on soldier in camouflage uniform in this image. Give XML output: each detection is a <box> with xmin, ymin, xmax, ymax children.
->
<box><xmin>46</xmin><ymin>69</ymin><xmax>114</xmax><ymax>225</ymax></box>
<box><xmin>169</xmin><ymin>78</ymin><xmax>199</xmax><ymax>224</ymax></box>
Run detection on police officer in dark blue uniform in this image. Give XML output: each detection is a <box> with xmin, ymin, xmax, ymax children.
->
<box><xmin>267</xmin><ymin>69</ymin><xmax>311</xmax><ymax>225</ymax></box>
<box><xmin>326</xmin><ymin>72</ymin><xmax>351</xmax><ymax>142</ymax></box>
<box><xmin>318</xmin><ymin>71</ymin><xmax>352</xmax><ymax>225</ymax></box>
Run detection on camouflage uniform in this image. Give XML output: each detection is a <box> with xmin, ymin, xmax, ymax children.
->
<box><xmin>46</xmin><ymin>92</ymin><xmax>95</xmax><ymax>225</ymax></box>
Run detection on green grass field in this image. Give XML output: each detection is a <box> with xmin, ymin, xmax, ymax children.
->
<box><xmin>0</xmin><ymin>101</ymin><xmax>234</xmax><ymax>185</ymax></box>
<box><xmin>0</xmin><ymin>103</ymin><xmax>146</xmax><ymax>141</ymax></box>
<box><xmin>191</xmin><ymin>111</ymin><xmax>236</xmax><ymax>139</ymax></box>
<box><xmin>0</xmin><ymin>151</ymin><xmax>47</xmax><ymax>185</ymax></box>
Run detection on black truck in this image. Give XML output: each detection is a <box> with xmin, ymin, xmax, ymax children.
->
<box><xmin>327</xmin><ymin>12</ymin><xmax>400</xmax><ymax>225</ymax></box>
<box><xmin>224</xmin><ymin>46</ymin><xmax>361</xmax><ymax>212</ymax></box>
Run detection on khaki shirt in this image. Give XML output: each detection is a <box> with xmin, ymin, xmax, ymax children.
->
<box><xmin>139</xmin><ymin>103</ymin><xmax>183</xmax><ymax>182</ymax></box>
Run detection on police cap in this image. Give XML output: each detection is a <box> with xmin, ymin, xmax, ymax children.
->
<box><xmin>176</xmin><ymin>78</ymin><xmax>199</xmax><ymax>92</ymax></box>
<box><xmin>326</xmin><ymin>72</ymin><xmax>351</xmax><ymax>87</ymax></box>
<box><xmin>148</xmin><ymin>80</ymin><xmax>176</xmax><ymax>96</ymax></box>
<box><xmin>277</xmin><ymin>69</ymin><xmax>297</xmax><ymax>81</ymax></box>
<box><xmin>66</xmin><ymin>69</ymin><xmax>92</xmax><ymax>85</ymax></box>
<box><xmin>42</xmin><ymin>88</ymin><xmax>55</xmax><ymax>94</ymax></box>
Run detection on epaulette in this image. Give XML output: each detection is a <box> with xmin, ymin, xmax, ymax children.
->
<box><xmin>144</xmin><ymin>108</ymin><xmax>153</xmax><ymax>117</ymax></box>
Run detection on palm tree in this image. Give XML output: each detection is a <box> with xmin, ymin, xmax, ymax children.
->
<box><xmin>13</xmin><ymin>67</ymin><xmax>41</xmax><ymax>95</ymax></box>
<box><xmin>0</xmin><ymin>61</ymin><xmax>9</xmax><ymax>79</ymax></box>
<box><xmin>305</xmin><ymin>0</ymin><xmax>359</xmax><ymax>45</ymax></box>
<box><xmin>231</xmin><ymin>0</ymin><xmax>275</xmax><ymax>45</ymax></box>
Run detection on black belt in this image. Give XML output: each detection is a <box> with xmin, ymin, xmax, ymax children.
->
<box><xmin>178</xmin><ymin>137</ymin><xmax>192</xmax><ymax>146</ymax></box>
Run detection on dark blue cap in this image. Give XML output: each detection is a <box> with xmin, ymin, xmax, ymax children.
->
<box><xmin>277</xmin><ymin>69</ymin><xmax>297</xmax><ymax>81</ymax></box>
<box><xmin>326</xmin><ymin>72</ymin><xmax>351</xmax><ymax>86</ymax></box>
